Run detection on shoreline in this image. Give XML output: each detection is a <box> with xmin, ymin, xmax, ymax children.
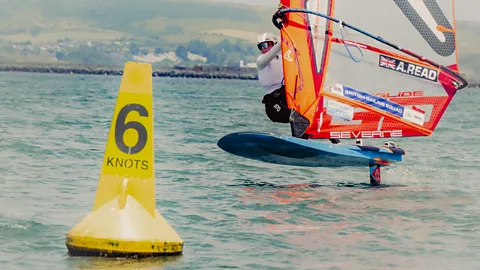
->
<box><xmin>0</xmin><ymin>62</ymin><xmax>478</xmax><ymax>88</ymax></box>
<box><xmin>0</xmin><ymin>62</ymin><xmax>259</xmax><ymax>80</ymax></box>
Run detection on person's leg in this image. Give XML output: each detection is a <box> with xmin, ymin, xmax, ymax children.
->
<box><xmin>264</xmin><ymin>86</ymin><xmax>310</xmax><ymax>138</ymax></box>
<box><xmin>262</xmin><ymin>89</ymin><xmax>290</xmax><ymax>123</ymax></box>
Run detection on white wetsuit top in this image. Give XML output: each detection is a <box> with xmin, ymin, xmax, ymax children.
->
<box><xmin>256</xmin><ymin>42</ymin><xmax>283</xmax><ymax>96</ymax></box>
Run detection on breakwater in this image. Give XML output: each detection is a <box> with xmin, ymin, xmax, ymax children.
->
<box><xmin>0</xmin><ymin>62</ymin><xmax>478</xmax><ymax>87</ymax></box>
<box><xmin>0</xmin><ymin>62</ymin><xmax>259</xmax><ymax>80</ymax></box>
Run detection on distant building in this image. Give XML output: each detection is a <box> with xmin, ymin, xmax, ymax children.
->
<box><xmin>187</xmin><ymin>52</ymin><xmax>207</xmax><ymax>63</ymax></box>
<box><xmin>239</xmin><ymin>60</ymin><xmax>256</xmax><ymax>68</ymax></box>
<box><xmin>133</xmin><ymin>52</ymin><xmax>180</xmax><ymax>63</ymax></box>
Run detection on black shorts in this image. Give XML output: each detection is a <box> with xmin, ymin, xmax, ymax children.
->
<box><xmin>261</xmin><ymin>86</ymin><xmax>290</xmax><ymax>123</ymax></box>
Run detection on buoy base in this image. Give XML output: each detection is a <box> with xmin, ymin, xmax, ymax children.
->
<box><xmin>66</xmin><ymin>195</ymin><xmax>183</xmax><ymax>257</ymax></box>
<box><xmin>66</xmin><ymin>245</ymin><xmax>182</xmax><ymax>258</ymax></box>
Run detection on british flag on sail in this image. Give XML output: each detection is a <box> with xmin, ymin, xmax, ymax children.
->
<box><xmin>379</xmin><ymin>55</ymin><xmax>396</xmax><ymax>69</ymax></box>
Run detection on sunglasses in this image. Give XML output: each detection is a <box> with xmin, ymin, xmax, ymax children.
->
<box><xmin>257</xmin><ymin>42</ymin><xmax>274</xmax><ymax>50</ymax></box>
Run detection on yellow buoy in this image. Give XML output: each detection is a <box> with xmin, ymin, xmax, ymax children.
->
<box><xmin>66</xmin><ymin>61</ymin><xmax>183</xmax><ymax>258</ymax></box>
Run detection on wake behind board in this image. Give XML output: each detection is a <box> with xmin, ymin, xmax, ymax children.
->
<box><xmin>217</xmin><ymin>131</ymin><xmax>405</xmax><ymax>168</ymax></box>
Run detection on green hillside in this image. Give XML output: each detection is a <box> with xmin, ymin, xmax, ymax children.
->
<box><xmin>0</xmin><ymin>0</ymin><xmax>478</xmax><ymax>78</ymax></box>
<box><xmin>0</xmin><ymin>0</ymin><xmax>275</xmax><ymax>43</ymax></box>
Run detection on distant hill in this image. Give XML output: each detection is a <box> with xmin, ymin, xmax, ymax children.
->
<box><xmin>0</xmin><ymin>0</ymin><xmax>478</xmax><ymax>77</ymax></box>
<box><xmin>0</xmin><ymin>0</ymin><xmax>276</xmax><ymax>44</ymax></box>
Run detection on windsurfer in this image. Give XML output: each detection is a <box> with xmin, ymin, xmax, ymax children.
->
<box><xmin>256</xmin><ymin>33</ymin><xmax>290</xmax><ymax>124</ymax></box>
<box><xmin>256</xmin><ymin>32</ymin><xmax>340</xmax><ymax>144</ymax></box>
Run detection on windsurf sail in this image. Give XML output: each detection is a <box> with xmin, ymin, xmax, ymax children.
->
<box><xmin>274</xmin><ymin>0</ymin><xmax>468</xmax><ymax>140</ymax></box>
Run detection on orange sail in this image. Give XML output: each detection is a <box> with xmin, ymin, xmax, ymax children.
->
<box><xmin>278</xmin><ymin>0</ymin><xmax>335</xmax><ymax>137</ymax></box>
<box><xmin>275</xmin><ymin>0</ymin><xmax>467</xmax><ymax>140</ymax></box>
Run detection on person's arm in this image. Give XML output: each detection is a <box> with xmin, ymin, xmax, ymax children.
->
<box><xmin>256</xmin><ymin>42</ymin><xmax>281</xmax><ymax>71</ymax></box>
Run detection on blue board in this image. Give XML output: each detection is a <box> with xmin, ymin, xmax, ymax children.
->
<box><xmin>217</xmin><ymin>132</ymin><xmax>405</xmax><ymax>168</ymax></box>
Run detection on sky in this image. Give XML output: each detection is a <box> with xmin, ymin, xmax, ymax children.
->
<box><xmin>214</xmin><ymin>0</ymin><xmax>480</xmax><ymax>23</ymax></box>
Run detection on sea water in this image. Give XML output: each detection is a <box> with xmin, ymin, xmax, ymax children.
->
<box><xmin>0</xmin><ymin>72</ymin><xmax>479</xmax><ymax>270</ymax></box>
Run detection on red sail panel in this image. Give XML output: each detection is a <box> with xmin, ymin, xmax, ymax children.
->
<box><xmin>277</xmin><ymin>0</ymin><xmax>464</xmax><ymax>140</ymax></box>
